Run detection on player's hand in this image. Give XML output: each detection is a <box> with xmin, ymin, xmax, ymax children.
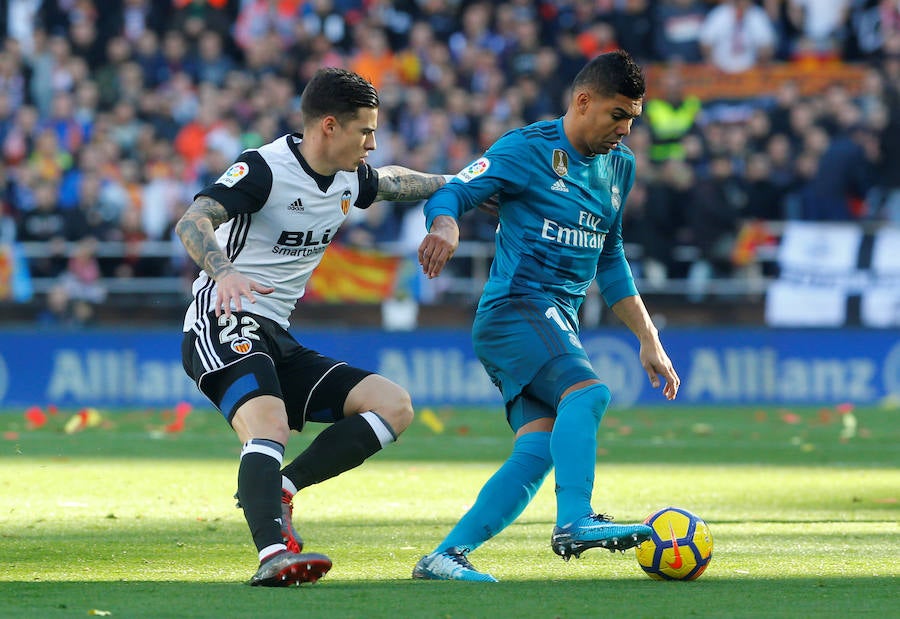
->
<box><xmin>639</xmin><ymin>339</ymin><xmax>680</xmax><ymax>401</ymax></box>
<box><xmin>213</xmin><ymin>269</ymin><xmax>275</xmax><ymax>318</ymax></box>
<box><xmin>418</xmin><ymin>215</ymin><xmax>459</xmax><ymax>279</ymax></box>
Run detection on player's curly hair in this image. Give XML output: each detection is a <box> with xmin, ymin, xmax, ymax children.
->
<box><xmin>300</xmin><ymin>68</ymin><xmax>379</xmax><ymax>123</ymax></box>
<box><xmin>572</xmin><ymin>50</ymin><xmax>646</xmax><ymax>100</ymax></box>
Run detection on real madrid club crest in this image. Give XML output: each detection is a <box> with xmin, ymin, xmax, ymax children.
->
<box><xmin>552</xmin><ymin>149</ymin><xmax>569</xmax><ymax>177</ymax></box>
<box><xmin>611</xmin><ymin>185</ymin><xmax>621</xmax><ymax>211</ymax></box>
<box><xmin>340</xmin><ymin>190</ymin><xmax>351</xmax><ymax>215</ymax></box>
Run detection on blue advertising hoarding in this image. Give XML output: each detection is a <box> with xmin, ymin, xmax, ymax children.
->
<box><xmin>0</xmin><ymin>328</ymin><xmax>898</xmax><ymax>409</ymax></box>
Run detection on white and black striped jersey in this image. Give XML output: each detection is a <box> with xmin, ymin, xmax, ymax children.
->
<box><xmin>182</xmin><ymin>133</ymin><xmax>379</xmax><ymax>331</ymax></box>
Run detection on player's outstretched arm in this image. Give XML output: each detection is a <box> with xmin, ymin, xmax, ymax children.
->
<box><xmin>175</xmin><ymin>196</ymin><xmax>274</xmax><ymax>317</ymax></box>
<box><xmin>610</xmin><ymin>294</ymin><xmax>680</xmax><ymax>400</ymax></box>
<box><xmin>374</xmin><ymin>165</ymin><xmax>449</xmax><ymax>202</ymax></box>
<box><xmin>418</xmin><ymin>215</ymin><xmax>459</xmax><ymax>279</ymax></box>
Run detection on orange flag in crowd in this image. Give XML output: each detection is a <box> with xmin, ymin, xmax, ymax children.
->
<box><xmin>306</xmin><ymin>244</ymin><xmax>401</xmax><ymax>303</ymax></box>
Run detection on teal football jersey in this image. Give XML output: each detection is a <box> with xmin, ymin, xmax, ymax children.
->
<box><xmin>424</xmin><ymin>117</ymin><xmax>638</xmax><ymax>329</ymax></box>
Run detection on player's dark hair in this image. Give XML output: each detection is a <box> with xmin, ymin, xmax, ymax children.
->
<box><xmin>572</xmin><ymin>50</ymin><xmax>645</xmax><ymax>100</ymax></box>
<box><xmin>300</xmin><ymin>68</ymin><xmax>379</xmax><ymax>124</ymax></box>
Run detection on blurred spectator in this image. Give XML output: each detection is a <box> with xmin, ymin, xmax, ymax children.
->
<box><xmin>28</xmin><ymin>126</ymin><xmax>73</xmax><ymax>184</ymax></box>
<box><xmin>93</xmin><ymin>37</ymin><xmax>133</xmax><ymax>107</ymax></box>
<box><xmin>140</xmin><ymin>141</ymin><xmax>188</xmax><ymax>240</ymax></box>
<box><xmin>194</xmin><ymin>30</ymin><xmax>236</xmax><ymax>87</ymax></box>
<box><xmin>133</xmin><ymin>29</ymin><xmax>166</xmax><ymax>87</ymax></box>
<box><xmin>300</xmin><ymin>0</ymin><xmax>353</xmax><ymax>51</ymax></box>
<box><xmin>786</xmin><ymin>0</ymin><xmax>851</xmax><ymax>60</ymax></box>
<box><xmin>0</xmin><ymin>49</ymin><xmax>27</xmax><ymax>111</ymax></box>
<box><xmin>644</xmin><ymin>66</ymin><xmax>702</xmax><ymax>163</ymax></box>
<box><xmin>448</xmin><ymin>2</ymin><xmax>505</xmax><ymax>62</ymax></box>
<box><xmin>6</xmin><ymin>0</ymin><xmax>41</xmax><ymax>56</ymax></box>
<box><xmin>16</xmin><ymin>181</ymin><xmax>79</xmax><ymax>278</ymax></box>
<box><xmin>611</xmin><ymin>0</ymin><xmax>655</xmax><ymax>63</ymax></box>
<box><xmin>800</xmin><ymin>120</ymin><xmax>877</xmax><ymax>220</ymax></box>
<box><xmin>764</xmin><ymin>132</ymin><xmax>798</xmax><ymax>199</ymax></box>
<box><xmin>655</xmin><ymin>158</ymin><xmax>698</xmax><ymax>279</ymax></box>
<box><xmin>653</xmin><ymin>0</ymin><xmax>708</xmax><ymax>62</ymax></box>
<box><xmin>157</xmin><ymin>29</ymin><xmax>198</xmax><ymax>84</ymax></box>
<box><xmin>349</xmin><ymin>24</ymin><xmax>399</xmax><ymax>89</ymax></box>
<box><xmin>234</xmin><ymin>0</ymin><xmax>304</xmax><ymax>54</ymax></box>
<box><xmin>503</xmin><ymin>14</ymin><xmax>544</xmax><ymax>78</ymax></box>
<box><xmin>45</xmin><ymin>236</ymin><xmax>106</xmax><ymax>325</ymax></box>
<box><xmin>68</xmin><ymin>13</ymin><xmax>105</xmax><ymax>69</ymax></box>
<box><xmin>883</xmin><ymin>0</ymin><xmax>900</xmax><ymax>43</ymax></box>
<box><xmin>743</xmin><ymin>151</ymin><xmax>782</xmax><ymax>219</ymax></box>
<box><xmin>686</xmin><ymin>154</ymin><xmax>749</xmax><ymax>300</ymax></box>
<box><xmin>699</xmin><ymin>0</ymin><xmax>777</xmax><ymax>73</ymax></box>
<box><xmin>843</xmin><ymin>0</ymin><xmax>884</xmax><ymax>60</ymax></box>
<box><xmin>623</xmin><ymin>177</ymin><xmax>680</xmax><ymax>289</ymax></box>
<box><xmin>878</xmin><ymin>46</ymin><xmax>900</xmax><ymax>221</ymax></box>
<box><xmin>28</xmin><ymin>33</ymin><xmax>78</xmax><ymax>117</ymax></box>
<box><xmin>169</xmin><ymin>0</ymin><xmax>235</xmax><ymax>45</ymax></box>
<box><xmin>766</xmin><ymin>79</ymin><xmax>801</xmax><ymax>135</ymax></box>
<box><xmin>72</xmin><ymin>170</ymin><xmax>128</xmax><ymax>242</ymax></box>
<box><xmin>108</xmin><ymin>100</ymin><xmax>142</xmax><ymax>152</ymax></box>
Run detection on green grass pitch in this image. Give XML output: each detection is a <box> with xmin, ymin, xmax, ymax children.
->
<box><xmin>0</xmin><ymin>403</ymin><xmax>897</xmax><ymax>619</ymax></box>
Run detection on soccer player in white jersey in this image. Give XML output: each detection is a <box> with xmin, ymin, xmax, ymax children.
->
<box><xmin>177</xmin><ymin>68</ymin><xmax>451</xmax><ymax>586</ymax></box>
<box><xmin>413</xmin><ymin>51</ymin><xmax>680</xmax><ymax>581</ymax></box>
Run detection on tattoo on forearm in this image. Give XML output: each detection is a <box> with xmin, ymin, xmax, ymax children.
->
<box><xmin>376</xmin><ymin>166</ymin><xmax>447</xmax><ymax>201</ymax></box>
<box><xmin>175</xmin><ymin>196</ymin><xmax>236</xmax><ymax>279</ymax></box>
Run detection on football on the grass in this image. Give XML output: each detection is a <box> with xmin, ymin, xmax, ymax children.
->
<box><xmin>635</xmin><ymin>507</ymin><xmax>713</xmax><ymax>580</ymax></box>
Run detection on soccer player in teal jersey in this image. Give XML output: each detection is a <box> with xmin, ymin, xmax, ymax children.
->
<box><xmin>413</xmin><ymin>50</ymin><xmax>681</xmax><ymax>582</ymax></box>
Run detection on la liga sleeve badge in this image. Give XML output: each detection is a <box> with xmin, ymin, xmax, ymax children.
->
<box><xmin>216</xmin><ymin>162</ymin><xmax>249</xmax><ymax>187</ymax></box>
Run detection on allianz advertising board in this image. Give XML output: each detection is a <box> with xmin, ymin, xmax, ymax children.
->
<box><xmin>0</xmin><ymin>328</ymin><xmax>897</xmax><ymax>409</ymax></box>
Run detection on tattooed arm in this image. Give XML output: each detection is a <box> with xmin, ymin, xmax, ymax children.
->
<box><xmin>175</xmin><ymin>195</ymin><xmax>274</xmax><ymax>317</ymax></box>
<box><xmin>175</xmin><ymin>196</ymin><xmax>235</xmax><ymax>279</ymax></box>
<box><xmin>375</xmin><ymin>165</ymin><xmax>450</xmax><ymax>202</ymax></box>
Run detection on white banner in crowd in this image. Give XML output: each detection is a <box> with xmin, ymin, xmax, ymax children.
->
<box><xmin>775</xmin><ymin>222</ymin><xmax>862</xmax><ymax>274</ymax></box>
<box><xmin>862</xmin><ymin>226</ymin><xmax>900</xmax><ymax>327</ymax></box>
<box><xmin>766</xmin><ymin>281</ymin><xmax>850</xmax><ymax>327</ymax></box>
<box><xmin>766</xmin><ymin>222</ymin><xmax>900</xmax><ymax>327</ymax></box>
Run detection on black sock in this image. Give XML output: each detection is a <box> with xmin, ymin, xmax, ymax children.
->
<box><xmin>237</xmin><ymin>439</ymin><xmax>285</xmax><ymax>557</ymax></box>
<box><xmin>282</xmin><ymin>412</ymin><xmax>395</xmax><ymax>491</ymax></box>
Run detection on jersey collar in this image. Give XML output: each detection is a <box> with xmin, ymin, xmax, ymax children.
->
<box><xmin>287</xmin><ymin>133</ymin><xmax>336</xmax><ymax>193</ymax></box>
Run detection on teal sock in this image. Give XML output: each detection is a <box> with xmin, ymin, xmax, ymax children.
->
<box><xmin>437</xmin><ymin>432</ymin><xmax>552</xmax><ymax>553</ymax></box>
<box><xmin>550</xmin><ymin>384</ymin><xmax>611</xmax><ymax>527</ymax></box>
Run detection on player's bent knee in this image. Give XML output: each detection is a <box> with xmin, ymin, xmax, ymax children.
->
<box><xmin>231</xmin><ymin>395</ymin><xmax>291</xmax><ymax>445</ymax></box>
<box><xmin>560</xmin><ymin>382</ymin><xmax>611</xmax><ymax>422</ymax></box>
<box><xmin>347</xmin><ymin>374</ymin><xmax>414</xmax><ymax>434</ymax></box>
<box><xmin>380</xmin><ymin>388</ymin><xmax>414</xmax><ymax>434</ymax></box>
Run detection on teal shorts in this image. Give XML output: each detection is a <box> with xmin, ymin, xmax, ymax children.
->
<box><xmin>473</xmin><ymin>296</ymin><xmax>599</xmax><ymax>431</ymax></box>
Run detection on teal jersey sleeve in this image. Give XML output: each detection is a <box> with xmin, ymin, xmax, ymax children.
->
<box><xmin>423</xmin><ymin>130</ymin><xmax>530</xmax><ymax>230</ymax></box>
<box><xmin>427</xmin><ymin>118</ymin><xmax>639</xmax><ymax>329</ymax></box>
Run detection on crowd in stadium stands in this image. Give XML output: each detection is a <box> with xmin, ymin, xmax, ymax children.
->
<box><xmin>1</xmin><ymin>0</ymin><xmax>900</xmax><ymax>320</ymax></box>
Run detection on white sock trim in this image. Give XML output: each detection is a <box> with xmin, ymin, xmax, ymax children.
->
<box><xmin>282</xmin><ymin>475</ymin><xmax>298</xmax><ymax>496</ymax></box>
<box><xmin>241</xmin><ymin>441</ymin><xmax>284</xmax><ymax>465</ymax></box>
<box><xmin>259</xmin><ymin>543</ymin><xmax>287</xmax><ymax>562</ymax></box>
<box><xmin>361</xmin><ymin>411</ymin><xmax>396</xmax><ymax>447</ymax></box>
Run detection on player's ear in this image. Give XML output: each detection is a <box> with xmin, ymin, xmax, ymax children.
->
<box><xmin>321</xmin><ymin>115</ymin><xmax>339</xmax><ymax>135</ymax></box>
<box><xmin>574</xmin><ymin>90</ymin><xmax>591</xmax><ymax>115</ymax></box>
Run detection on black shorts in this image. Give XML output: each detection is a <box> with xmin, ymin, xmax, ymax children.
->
<box><xmin>182</xmin><ymin>311</ymin><xmax>372</xmax><ymax>429</ymax></box>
